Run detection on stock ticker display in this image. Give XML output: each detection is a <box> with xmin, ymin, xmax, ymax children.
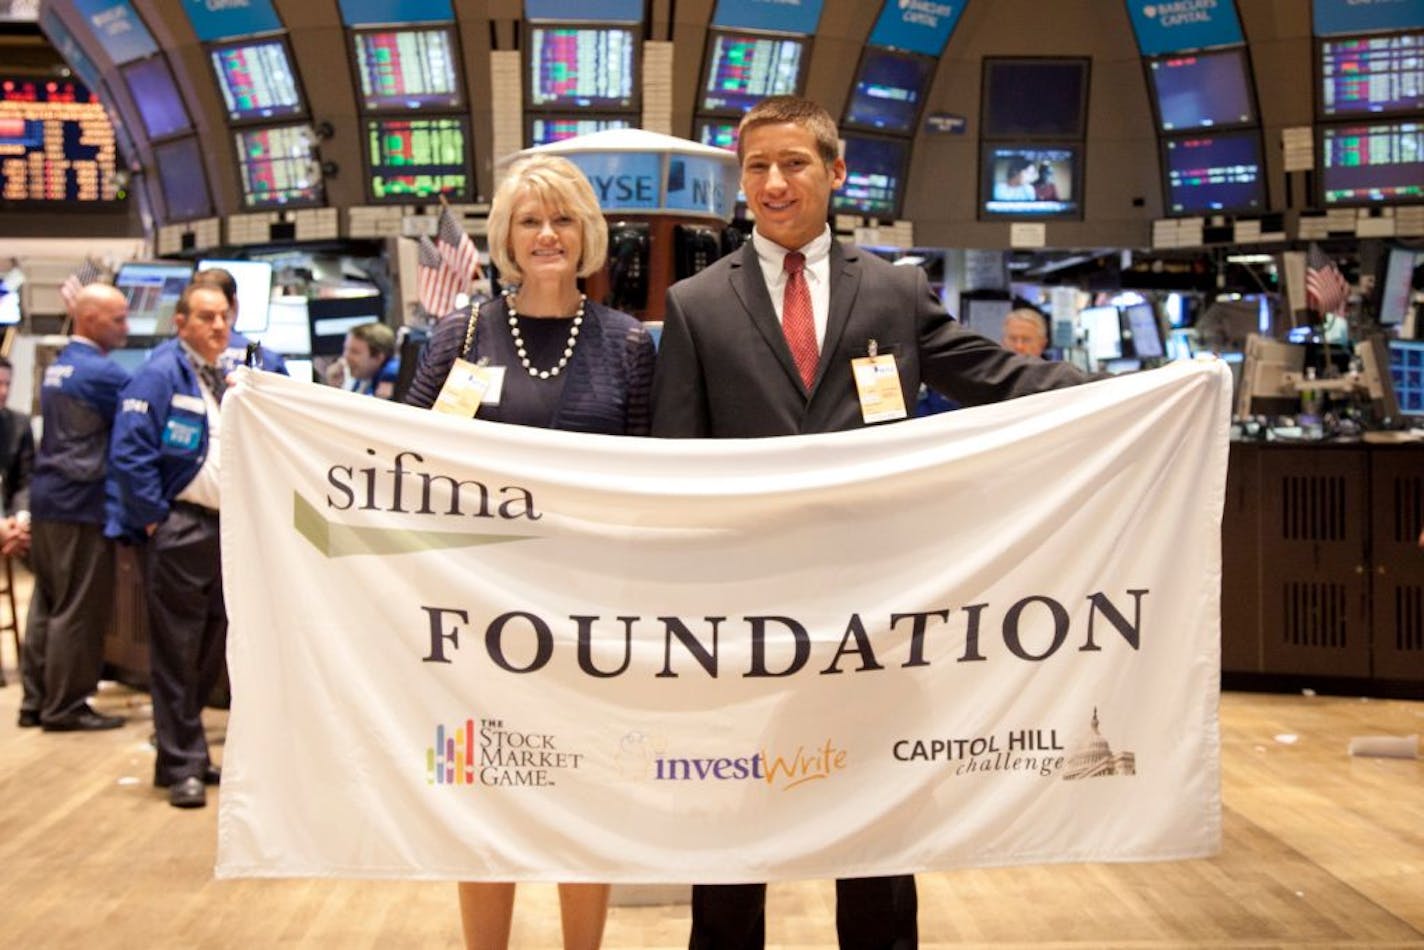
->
<box><xmin>0</xmin><ymin>77</ymin><xmax>122</xmax><ymax>205</ymax></box>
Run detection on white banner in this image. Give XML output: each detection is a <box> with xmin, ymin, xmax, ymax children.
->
<box><xmin>216</xmin><ymin>360</ymin><xmax>1232</xmax><ymax>883</ymax></box>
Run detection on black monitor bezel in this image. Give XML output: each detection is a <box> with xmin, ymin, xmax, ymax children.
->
<box><xmin>360</xmin><ymin>113</ymin><xmax>474</xmax><ymax>205</ymax></box>
<box><xmin>523</xmin><ymin>21</ymin><xmax>642</xmax><ymax>114</ymax></box>
<box><xmin>1315</xmin><ymin>28</ymin><xmax>1424</xmax><ymax>120</ymax></box>
<box><xmin>348</xmin><ymin>24</ymin><xmax>466</xmax><ymax>114</ymax></box>
<box><xmin>1143</xmin><ymin>45</ymin><xmax>1259</xmax><ymax>133</ymax></box>
<box><xmin>231</xmin><ymin>122</ymin><xmax>327</xmax><ymax>211</ymax></box>
<box><xmin>697</xmin><ymin>27</ymin><xmax>811</xmax><ymax>118</ymax></box>
<box><xmin>1315</xmin><ymin>119</ymin><xmax>1424</xmax><ymax>207</ymax></box>
<box><xmin>833</xmin><ymin>132</ymin><xmax>911</xmax><ymax>220</ymax></box>
<box><xmin>118</xmin><ymin>54</ymin><xmax>194</xmax><ymax>142</ymax></box>
<box><xmin>976</xmin><ymin>141</ymin><xmax>1085</xmax><ymax>221</ymax></box>
<box><xmin>1158</xmin><ymin>128</ymin><xmax>1269</xmax><ymax>217</ymax></box>
<box><xmin>979</xmin><ymin>56</ymin><xmax>1091</xmax><ymax>141</ymax></box>
<box><xmin>840</xmin><ymin>46</ymin><xmax>938</xmax><ymax>136</ymax></box>
<box><xmin>206</xmin><ymin>34</ymin><xmax>309</xmax><ymax>126</ymax></box>
<box><xmin>152</xmin><ymin>135</ymin><xmax>214</xmax><ymax>222</ymax></box>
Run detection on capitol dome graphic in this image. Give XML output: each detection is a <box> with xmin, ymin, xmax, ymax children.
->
<box><xmin>1060</xmin><ymin>707</ymin><xmax>1136</xmax><ymax>780</ymax></box>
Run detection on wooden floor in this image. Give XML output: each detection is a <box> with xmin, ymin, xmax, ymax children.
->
<box><xmin>0</xmin><ymin>584</ymin><xmax>1420</xmax><ymax>947</ymax></box>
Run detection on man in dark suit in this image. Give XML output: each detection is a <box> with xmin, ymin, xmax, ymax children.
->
<box><xmin>650</xmin><ymin>96</ymin><xmax>1091</xmax><ymax>948</ymax></box>
<box><xmin>0</xmin><ymin>355</ymin><xmax>35</xmax><ymax>553</ymax></box>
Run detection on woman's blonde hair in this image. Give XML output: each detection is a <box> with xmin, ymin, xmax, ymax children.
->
<box><xmin>487</xmin><ymin>154</ymin><xmax>608</xmax><ymax>282</ymax></box>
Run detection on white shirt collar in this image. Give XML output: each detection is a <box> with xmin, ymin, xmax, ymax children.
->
<box><xmin>751</xmin><ymin>226</ymin><xmax>832</xmax><ymax>272</ymax></box>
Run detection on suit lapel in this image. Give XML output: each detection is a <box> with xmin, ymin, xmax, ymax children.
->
<box><xmin>813</xmin><ymin>242</ymin><xmax>860</xmax><ymax>398</ymax></box>
<box><xmin>729</xmin><ymin>240</ymin><xmax>805</xmax><ymax>392</ymax></box>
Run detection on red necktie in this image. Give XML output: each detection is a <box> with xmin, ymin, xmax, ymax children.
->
<box><xmin>782</xmin><ymin>251</ymin><xmax>818</xmax><ymax>390</ymax></box>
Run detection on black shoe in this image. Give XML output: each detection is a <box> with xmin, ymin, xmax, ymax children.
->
<box><xmin>41</xmin><ymin>705</ymin><xmax>126</xmax><ymax>732</ymax></box>
<box><xmin>203</xmin><ymin>765</ymin><xmax>222</xmax><ymax>786</ymax></box>
<box><xmin>169</xmin><ymin>776</ymin><xmax>206</xmax><ymax>809</ymax></box>
<box><xmin>17</xmin><ymin>709</ymin><xmax>40</xmax><ymax>728</ymax></box>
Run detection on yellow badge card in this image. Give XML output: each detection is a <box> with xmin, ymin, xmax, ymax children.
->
<box><xmin>432</xmin><ymin>359</ymin><xmax>501</xmax><ymax>417</ymax></box>
<box><xmin>851</xmin><ymin>354</ymin><xmax>907</xmax><ymax>423</ymax></box>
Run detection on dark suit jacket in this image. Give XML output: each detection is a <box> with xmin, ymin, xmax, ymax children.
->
<box><xmin>0</xmin><ymin>407</ymin><xmax>34</xmax><ymax>515</ymax></box>
<box><xmin>651</xmin><ymin>240</ymin><xmax>1089</xmax><ymax>438</ymax></box>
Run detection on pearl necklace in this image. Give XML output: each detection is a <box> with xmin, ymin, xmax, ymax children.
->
<box><xmin>505</xmin><ymin>290</ymin><xmax>585</xmax><ymax>379</ymax></box>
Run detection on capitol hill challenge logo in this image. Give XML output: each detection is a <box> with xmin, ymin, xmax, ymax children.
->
<box><xmin>1059</xmin><ymin>707</ymin><xmax>1136</xmax><ymax>780</ymax></box>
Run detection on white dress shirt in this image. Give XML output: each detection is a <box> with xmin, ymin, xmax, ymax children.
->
<box><xmin>751</xmin><ymin>226</ymin><xmax>833</xmax><ymax>349</ymax></box>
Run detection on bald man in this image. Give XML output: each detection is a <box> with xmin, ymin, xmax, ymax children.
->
<box><xmin>19</xmin><ymin>284</ymin><xmax>131</xmax><ymax>731</ymax></box>
<box><xmin>1002</xmin><ymin>308</ymin><xmax>1050</xmax><ymax>359</ymax></box>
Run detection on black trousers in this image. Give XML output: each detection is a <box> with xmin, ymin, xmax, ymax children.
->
<box><xmin>19</xmin><ymin>519</ymin><xmax>114</xmax><ymax>723</ymax></box>
<box><xmin>146</xmin><ymin>504</ymin><xmax>227</xmax><ymax>786</ymax></box>
<box><xmin>689</xmin><ymin>876</ymin><xmax>917</xmax><ymax>949</ymax></box>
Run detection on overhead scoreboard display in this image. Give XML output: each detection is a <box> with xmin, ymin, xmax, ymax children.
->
<box><xmin>0</xmin><ymin>76</ymin><xmax>122</xmax><ymax>205</ymax></box>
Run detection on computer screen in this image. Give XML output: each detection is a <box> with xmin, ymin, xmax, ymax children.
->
<box><xmin>981</xmin><ymin>58</ymin><xmax>1089</xmax><ymax>139</ymax></box>
<box><xmin>1319</xmin><ymin>120</ymin><xmax>1424</xmax><ymax>205</ymax></box>
<box><xmin>352</xmin><ymin>27</ymin><xmax>462</xmax><ymax>112</ymax></box>
<box><xmin>260</xmin><ymin>297</ymin><xmax>314</xmax><ymax>356</ymax></box>
<box><xmin>1236</xmin><ymin>333</ymin><xmax>1306</xmax><ymax>418</ymax></box>
<box><xmin>1388</xmin><ymin>339</ymin><xmax>1424</xmax><ymax>416</ymax></box>
<box><xmin>1122</xmin><ymin>302</ymin><xmax>1165</xmax><ymax>359</ymax></box>
<box><xmin>308</xmin><ymin>295</ymin><xmax>385</xmax><ymax>356</ymax></box>
<box><xmin>979</xmin><ymin>144</ymin><xmax>1081</xmax><ymax>218</ymax></box>
<box><xmin>527</xmin><ymin>26</ymin><xmax>637</xmax><ymax>111</ymax></box>
<box><xmin>0</xmin><ymin>76</ymin><xmax>124</xmax><ymax>206</ymax></box>
<box><xmin>1161</xmin><ymin>130</ymin><xmax>1266</xmax><ymax>215</ymax></box>
<box><xmin>959</xmin><ymin>297</ymin><xmax>1012</xmax><ymax>341</ymax></box>
<box><xmin>843</xmin><ymin>47</ymin><xmax>936</xmax><ymax>135</ymax></box>
<box><xmin>833</xmin><ymin>135</ymin><xmax>909</xmax><ymax>218</ymax></box>
<box><xmin>1081</xmin><ymin>305</ymin><xmax>1123</xmax><ymax>362</ymax></box>
<box><xmin>1147</xmin><ymin>48</ymin><xmax>1255</xmax><ymax>132</ymax></box>
<box><xmin>120</xmin><ymin>56</ymin><xmax>192</xmax><ymax>140</ymax></box>
<box><xmin>153</xmin><ymin>137</ymin><xmax>213</xmax><ymax>221</ymax></box>
<box><xmin>695</xmin><ymin>119</ymin><xmax>739</xmax><ymax>152</ymax></box>
<box><xmin>364</xmin><ymin>116</ymin><xmax>470</xmax><ymax>202</ymax></box>
<box><xmin>210</xmin><ymin>38</ymin><xmax>304</xmax><ymax>124</ymax></box>
<box><xmin>527</xmin><ymin>116</ymin><xmax>631</xmax><ymax>147</ymax></box>
<box><xmin>198</xmin><ymin>259</ymin><xmax>273</xmax><ymax>334</ymax></box>
<box><xmin>234</xmin><ymin>125</ymin><xmax>324</xmax><ymax>209</ymax></box>
<box><xmin>1318</xmin><ymin>31</ymin><xmax>1424</xmax><ymax>118</ymax></box>
<box><xmin>114</xmin><ymin>261</ymin><xmax>194</xmax><ymax>336</ymax></box>
<box><xmin>1378</xmin><ymin>246</ymin><xmax>1422</xmax><ymax>326</ymax></box>
<box><xmin>700</xmin><ymin>30</ymin><xmax>806</xmax><ymax>115</ymax></box>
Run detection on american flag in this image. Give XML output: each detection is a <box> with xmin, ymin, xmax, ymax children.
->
<box><xmin>59</xmin><ymin>257</ymin><xmax>103</xmax><ymax>313</ymax></box>
<box><xmin>436</xmin><ymin>205</ymin><xmax>481</xmax><ymax>309</ymax></box>
<box><xmin>415</xmin><ymin>234</ymin><xmax>451</xmax><ymax>318</ymax></box>
<box><xmin>1305</xmin><ymin>243</ymin><xmax>1350</xmax><ymax>317</ymax></box>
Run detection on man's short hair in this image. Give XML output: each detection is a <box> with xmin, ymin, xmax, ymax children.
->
<box><xmin>737</xmin><ymin>95</ymin><xmax>840</xmax><ymax>167</ymax></box>
<box><xmin>349</xmin><ymin>321</ymin><xmax>396</xmax><ymax>360</ymax></box>
<box><xmin>175</xmin><ymin>281</ymin><xmax>229</xmax><ymax>318</ymax></box>
<box><xmin>1004</xmin><ymin>307</ymin><xmax>1049</xmax><ymax>340</ymax></box>
<box><xmin>191</xmin><ymin>268</ymin><xmax>238</xmax><ymax>307</ymax></box>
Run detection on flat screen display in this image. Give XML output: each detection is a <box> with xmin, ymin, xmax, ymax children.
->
<box><xmin>979</xmin><ymin>144</ymin><xmax>1081</xmax><ymax>218</ymax></box>
<box><xmin>1162</xmin><ymin>131</ymin><xmax>1266</xmax><ymax>215</ymax></box>
<box><xmin>114</xmin><ymin>261</ymin><xmax>194</xmax><ymax>336</ymax></box>
<box><xmin>120</xmin><ymin>56</ymin><xmax>192</xmax><ymax>140</ymax></box>
<box><xmin>1319</xmin><ymin>120</ymin><xmax>1424</xmax><ymax>205</ymax></box>
<box><xmin>1379</xmin><ymin>246</ymin><xmax>1422</xmax><ymax>325</ymax></box>
<box><xmin>235</xmin><ymin>125</ymin><xmax>323</xmax><ymax>209</ymax></box>
<box><xmin>1122</xmin><ymin>302</ymin><xmax>1164</xmax><ymax>359</ymax></box>
<box><xmin>843</xmin><ymin>48</ymin><xmax>935</xmax><ymax>135</ymax></box>
<box><xmin>833</xmin><ymin>135</ymin><xmax>909</xmax><ymax>218</ymax></box>
<box><xmin>527</xmin><ymin>116</ymin><xmax>631</xmax><ymax>147</ymax></box>
<box><xmin>528</xmin><ymin>26</ymin><xmax>637</xmax><ymax>110</ymax></box>
<box><xmin>365</xmin><ymin>116</ymin><xmax>469</xmax><ymax>202</ymax></box>
<box><xmin>308</xmin><ymin>295</ymin><xmax>385</xmax><ymax>356</ymax></box>
<box><xmin>1148</xmin><ymin>48</ymin><xmax>1255</xmax><ymax>131</ymax></box>
<box><xmin>199</xmin><ymin>259</ymin><xmax>273</xmax><ymax>333</ymax></box>
<box><xmin>210</xmin><ymin>39</ymin><xmax>304</xmax><ymax>123</ymax></box>
<box><xmin>1319</xmin><ymin>31</ymin><xmax>1424</xmax><ymax>117</ymax></box>
<box><xmin>0</xmin><ymin>76</ymin><xmax>123</xmax><ymax>206</ymax></box>
<box><xmin>1081</xmin><ymin>305</ymin><xmax>1123</xmax><ymax>362</ymax></box>
<box><xmin>153</xmin><ymin>137</ymin><xmax>213</xmax><ymax>221</ymax></box>
<box><xmin>353</xmin><ymin>28</ymin><xmax>462</xmax><ymax>112</ymax></box>
<box><xmin>1389</xmin><ymin>340</ymin><xmax>1424</xmax><ymax>416</ymax></box>
<box><xmin>696</xmin><ymin>119</ymin><xmax>739</xmax><ymax>152</ymax></box>
<box><xmin>700</xmin><ymin>30</ymin><xmax>806</xmax><ymax>115</ymax></box>
<box><xmin>981</xmin><ymin>58</ymin><xmax>1089</xmax><ymax>139</ymax></box>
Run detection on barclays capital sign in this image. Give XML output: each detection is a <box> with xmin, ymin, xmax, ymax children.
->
<box><xmin>1126</xmin><ymin>0</ymin><xmax>1245</xmax><ymax>56</ymax></box>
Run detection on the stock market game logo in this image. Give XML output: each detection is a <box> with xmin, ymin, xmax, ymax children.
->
<box><xmin>427</xmin><ymin>717</ymin><xmax>586</xmax><ymax>788</ymax></box>
<box><xmin>428</xmin><ymin>719</ymin><xmax>478</xmax><ymax>786</ymax></box>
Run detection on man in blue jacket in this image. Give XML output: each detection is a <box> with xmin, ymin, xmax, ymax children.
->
<box><xmin>19</xmin><ymin>284</ymin><xmax>131</xmax><ymax>730</ymax></box>
<box><xmin>108</xmin><ymin>281</ymin><xmax>231</xmax><ymax>809</ymax></box>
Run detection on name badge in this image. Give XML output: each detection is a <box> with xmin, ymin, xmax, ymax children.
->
<box><xmin>162</xmin><ymin>416</ymin><xmax>204</xmax><ymax>452</ymax></box>
<box><xmin>433</xmin><ymin>360</ymin><xmax>505</xmax><ymax>417</ymax></box>
<box><xmin>851</xmin><ymin>353</ymin><xmax>907</xmax><ymax>424</ymax></box>
<box><xmin>171</xmin><ymin>393</ymin><xmax>206</xmax><ymax>414</ymax></box>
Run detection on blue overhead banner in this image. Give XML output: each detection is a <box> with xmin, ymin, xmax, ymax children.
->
<box><xmin>867</xmin><ymin>0</ymin><xmax>965</xmax><ymax>57</ymax></box>
<box><xmin>73</xmin><ymin>0</ymin><xmax>158</xmax><ymax>64</ymax></box>
<box><xmin>1312</xmin><ymin>0</ymin><xmax>1424</xmax><ymax>36</ymax></box>
<box><xmin>38</xmin><ymin>7</ymin><xmax>104</xmax><ymax>93</ymax></box>
<box><xmin>1125</xmin><ymin>0</ymin><xmax>1244</xmax><ymax>55</ymax></box>
<box><xmin>181</xmin><ymin>0</ymin><xmax>284</xmax><ymax>42</ymax></box>
<box><xmin>525</xmin><ymin>0</ymin><xmax>644</xmax><ymax>22</ymax></box>
<box><xmin>712</xmin><ymin>0</ymin><xmax>823</xmax><ymax>35</ymax></box>
<box><xmin>337</xmin><ymin>0</ymin><xmax>454</xmax><ymax>26</ymax></box>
